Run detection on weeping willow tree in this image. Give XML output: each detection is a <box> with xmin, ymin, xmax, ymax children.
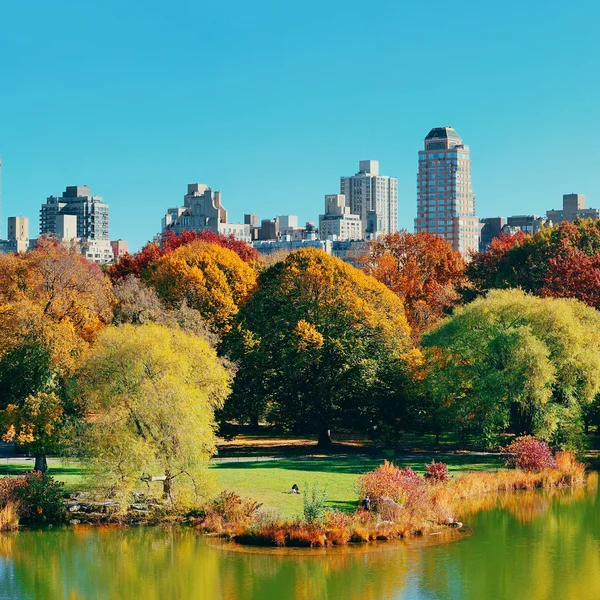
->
<box><xmin>76</xmin><ymin>323</ymin><xmax>231</xmax><ymax>504</ymax></box>
<box><xmin>423</xmin><ymin>289</ymin><xmax>600</xmax><ymax>449</ymax></box>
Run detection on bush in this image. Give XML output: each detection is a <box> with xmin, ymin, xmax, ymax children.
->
<box><xmin>504</xmin><ymin>436</ymin><xmax>556</xmax><ymax>471</ymax></box>
<box><xmin>15</xmin><ymin>472</ymin><xmax>66</xmax><ymax>523</ymax></box>
<box><xmin>212</xmin><ymin>491</ymin><xmax>262</xmax><ymax>523</ymax></box>
<box><xmin>303</xmin><ymin>482</ymin><xmax>327</xmax><ymax>524</ymax></box>
<box><xmin>0</xmin><ymin>473</ymin><xmax>66</xmax><ymax>524</ymax></box>
<box><xmin>424</xmin><ymin>461</ymin><xmax>449</xmax><ymax>483</ymax></box>
<box><xmin>358</xmin><ymin>460</ymin><xmax>425</xmax><ymax>508</ymax></box>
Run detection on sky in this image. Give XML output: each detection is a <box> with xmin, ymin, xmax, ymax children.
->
<box><xmin>1</xmin><ymin>0</ymin><xmax>599</xmax><ymax>251</ymax></box>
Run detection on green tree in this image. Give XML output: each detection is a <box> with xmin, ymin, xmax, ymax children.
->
<box><xmin>224</xmin><ymin>248</ymin><xmax>412</xmax><ymax>447</ymax></box>
<box><xmin>76</xmin><ymin>323</ymin><xmax>231</xmax><ymax>503</ymax></box>
<box><xmin>423</xmin><ymin>289</ymin><xmax>600</xmax><ymax>449</ymax></box>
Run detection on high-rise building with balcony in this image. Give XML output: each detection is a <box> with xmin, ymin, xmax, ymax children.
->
<box><xmin>340</xmin><ymin>160</ymin><xmax>398</xmax><ymax>238</ymax></box>
<box><xmin>415</xmin><ymin>127</ymin><xmax>480</xmax><ymax>256</ymax></box>
<box><xmin>39</xmin><ymin>185</ymin><xmax>114</xmax><ymax>263</ymax></box>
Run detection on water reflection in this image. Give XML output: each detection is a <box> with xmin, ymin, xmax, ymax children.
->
<box><xmin>0</xmin><ymin>480</ymin><xmax>598</xmax><ymax>600</ymax></box>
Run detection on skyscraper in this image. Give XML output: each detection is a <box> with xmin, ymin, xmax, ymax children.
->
<box><xmin>340</xmin><ymin>160</ymin><xmax>398</xmax><ymax>238</ymax></box>
<box><xmin>40</xmin><ymin>185</ymin><xmax>113</xmax><ymax>263</ymax></box>
<box><xmin>415</xmin><ymin>127</ymin><xmax>480</xmax><ymax>256</ymax></box>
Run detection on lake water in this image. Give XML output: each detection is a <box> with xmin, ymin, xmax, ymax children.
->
<box><xmin>0</xmin><ymin>482</ymin><xmax>598</xmax><ymax>600</ymax></box>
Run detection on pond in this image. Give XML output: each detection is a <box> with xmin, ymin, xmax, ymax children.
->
<box><xmin>0</xmin><ymin>482</ymin><xmax>598</xmax><ymax>600</ymax></box>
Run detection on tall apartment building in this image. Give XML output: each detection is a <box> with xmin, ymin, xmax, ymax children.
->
<box><xmin>162</xmin><ymin>183</ymin><xmax>250</xmax><ymax>242</ymax></box>
<box><xmin>0</xmin><ymin>216</ymin><xmax>30</xmax><ymax>254</ymax></box>
<box><xmin>546</xmin><ymin>194</ymin><xmax>600</xmax><ymax>224</ymax></box>
<box><xmin>39</xmin><ymin>185</ymin><xmax>113</xmax><ymax>263</ymax></box>
<box><xmin>319</xmin><ymin>194</ymin><xmax>362</xmax><ymax>241</ymax></box>
<box><xmin>40</xmin><ymin>185</ymin><xmax>109</xmax><ymax>241</ymax></box>
<box><xmin>415</xmin><ymin>127</ymin><xmax>480</xmax><ymax>257</ymax></box>
<box><xmin>340</xmin><ymin>160</ymin><xmax>398</xmax><ymax>238</ymax></box>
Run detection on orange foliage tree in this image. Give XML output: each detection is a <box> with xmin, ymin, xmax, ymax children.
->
<box><xmin>0</xmin><ymin>238</ymin><xmax>113</xmax><ymax>471</ymax></box>
<box><xmin>360</xmin><ymin>231</ymin><xmax>466</xmax><ymax>335</ymax></box>
<box><xmin>106</xmin><ymin>230</ymin><xmax>260</xmax><ymax>282</ymax></box>
<box><xmin>144</xmin><ymin>240</ymin><xmax>258</xmax><ymax>333</ymax></box>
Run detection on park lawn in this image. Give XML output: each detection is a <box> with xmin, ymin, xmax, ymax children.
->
<box><xmin>0</xmin><ymin>460</ymin><xmax>85</xmax><ymax>490</ymax></box>
<box><xmin>211</xmin><ymin>454</ymin><xmax>503</xmax><ymax>519</ymax></box>
<box><xmin>0</xmin><ymin>454</ymin><xmax>504</xmax><ymax>518</ymax></box>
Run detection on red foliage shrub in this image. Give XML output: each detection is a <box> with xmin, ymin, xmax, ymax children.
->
<box><xmin>358</xmin><ymin>460</ymin><xmax>425</xmax><ymax>508</ymax></box>
<box><xmin>504</xmin><ymin>436</ymin><xmax>556</xmax><ymax>471</ymax></box>
<box><xmin>424</xmin><ymin>461</ymin><xmax>449</xmax><ymax>483</ymax></box>
<box><xmin>0</xmin><ymin>473</ymin><xmax>65</xmax><ymax>523</ymax></box>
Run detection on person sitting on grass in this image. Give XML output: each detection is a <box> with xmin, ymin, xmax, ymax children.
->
<box><xmin>291</xmin><ymin>484</ymin><xmax>300</xmax><ymax>494</ymax></box>
<box><xmin>361</xmin><ymin>494</ymin><xmax>371</xmax><ymax>512</ymax></box>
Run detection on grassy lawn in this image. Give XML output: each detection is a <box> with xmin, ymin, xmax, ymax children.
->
<box><xmin>0</xmin><ymin>460</ymin><xmax>85</xmax><ymax>489</ymax></box>
<box><xmin>0</xmin><ymin>454</ymin><xmax>503</xmax><ymax>518</ymax></box>
<box><xmin>211</xmin><ymin>454</ymin><xmax>502</xmax><ymax>519</ymax></box>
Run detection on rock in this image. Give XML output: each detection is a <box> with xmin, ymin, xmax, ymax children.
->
<box><xmin>69</xmin><ymin>492</ymin><xmax>92</xmax><ymax>501</ymax></box>
<box><xmin>66</xmin><ymin>503</ymin><xmax>81</xmax><ymax>512</ymax></box>
<box><xmin>130</xmin><ymin>504</ymin><xmax>149</xmax><ymax>512</ymax></box>
<box><xmin>448</xmin><ymin>521</ymin><xmax>463</xmax><ymax>528</ymax></box>
<box><xmin>69</xmin><ymin>519</ymin><xmax>81</xmax><ymax>525</ymax></box>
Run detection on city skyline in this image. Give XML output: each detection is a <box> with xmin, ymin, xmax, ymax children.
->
<box><xmin>1</xmin><ymin>1</ymin><xmax>599</xmax><ymax>251</ymax></box>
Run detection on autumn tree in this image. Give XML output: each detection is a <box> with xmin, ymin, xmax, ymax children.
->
<box><xmin>360</xmin><ymin>231</ymin><xmax>466</xmax><ymax>335</ymax></box>
<box><xmin>466</xmin><ymin>220</ymin><xmax>600</xmax><ymax>308</ymax></box>
<box><xmin>224</xmin><ymin>248</ymin><xmax>413</xmax><ymax>447</ymax></box>
<box><xmin>0</xmin><ymin>239</ymin><xmax>113</xmax><ymax>471</ymax></box>
<box><xmin>105</xmin><ymin>230</ymin><xmax>259</xmax><ymax>282</ymax></box>
<box><xmin>144</xmin><ymin>241</ymin><xmax>258</xmax><ymax>333</ymax></box>
<box><xmin>75</xmin><ymin>323</ymin><xmax>231</xmax><ymax>502</ymax></box>
<box><xmin>423</xmin><ymin>289</ymin><xmax>600</xmax><ymax>449</ymax></box>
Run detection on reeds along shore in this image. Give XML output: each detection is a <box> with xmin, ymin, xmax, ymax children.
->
<box><xmin>196</xmin><ymin>452</ymin><xmax>589</xmax><ymax>548</ymax></box>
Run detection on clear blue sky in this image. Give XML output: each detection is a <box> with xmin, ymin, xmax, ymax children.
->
<box><xmin>1</xmin><ymin>0</ymin><xmax>598</xmax><ymax>251</ymax></box>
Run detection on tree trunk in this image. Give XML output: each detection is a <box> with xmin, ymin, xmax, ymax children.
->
<box><xmin>34</xmin><ymin>455</ymin><xmax>47</xmax><ymax>473</ymax></box>
<box><xmin>317</xmin><ymin>426</ymin><xmax>332</xmax><ymax>449</ymax></box>
<box><xmin>163</xmin><ymin>471</ymin><xmax>173</xmax><ymax>503</ymax></box>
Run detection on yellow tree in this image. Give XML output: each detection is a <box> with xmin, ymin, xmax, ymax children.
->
<box><xmin>76</xmin><ymin>323</ymin><xmax>231</xmax><ymax>502</ymax></box>
<box><xmin>144</xmin><ymin>240</ymin><xmax>257</xmax><ymax>334</ymax></box>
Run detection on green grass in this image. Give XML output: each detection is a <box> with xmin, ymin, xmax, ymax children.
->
<box><xmin>0</xmin><ymin>460</ymin><xmax>85</xmax><ymax>489</ymax></box>
<box><xmin>211</xmin><ymin>454</ymin><xmax>502</xmax><ymax>519</ymax></box>
<box><xmin>0</xmin><ymin>454</ymin><xmax>503</xmax><ymax>518</ymax></box>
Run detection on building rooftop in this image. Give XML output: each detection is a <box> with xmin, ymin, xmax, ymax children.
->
<box><xmin>425</xmin><ymin>127</ymin><xmax>462</xmax><ymax>141</ymax></box>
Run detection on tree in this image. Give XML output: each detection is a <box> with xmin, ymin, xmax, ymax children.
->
<box><xmin>422</xmin><ymin>289</ymin><xmax>600</xmax><ymax>449</ymax></box>
<box><xmin>360</xmin><ymin>231</ymin><xmax>466</xmax><ymax>336</ymax></box>
<box><xmin>466</xmin><ymin>220</ymin><xmax>600</xmax><ymax>307</ymax></box>
<box><xmin>1</xmin><ymin>393</ymin><xmax>68</xmax><ymax>472</ymax></box>
<box><xmin>224</xmin><ymin>248</ymin><xmax>412</xmax><ymax>447</ymax></box>
<box><xmin>145</xmin><ymin>241</ymin><xmax>258</xmax><ymax>333</ymax></box>
<box><xmin>0</xmin><ymin>240</ymin><xmax>113</xmax><ymax>470</ymax></box>
<box><xmin>105</xmin><ymin>230</ymin><xmax>259</xmax><ymax>282</ymax></box>
<box><xmin>76</xmin><ymin>323</ymin><xmax>231</xmax><ymax>502</ymax></box>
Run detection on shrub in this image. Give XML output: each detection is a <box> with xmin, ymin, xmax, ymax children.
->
<box><xmin>212</xmin><ymin>491</ymin><xmax>262</xmax><ymax>523</ymax></box>
<box><xmin>14</xmin><ymin>473</ymin><xmax>66</xmax><ymax>523</ymax></box>
<box><xmin>424</xmin><ymin>461</ymin><xmax>449</xmax><ymax>483</ymax></box>
<box><xmin>504</xmin><ymin>436</ymin><xmax>556</xmax><ymax>471</ymax></box>
<box><xmin>0</xmin><ymin>473</ymin><xmax>65</xmax><ymax>524</ymax></box>
<box><xmin>358</xmin><ymin>460</ymin><xmax>425</xmax><ymax>508</ymax></box>
<box><xmin>303</xmin><ymin>482</ymin><xmax>327</xmax><ymax>524</ymax></box>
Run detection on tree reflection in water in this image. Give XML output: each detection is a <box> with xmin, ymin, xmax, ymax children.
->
<box><xmin>0</xmin><ymin>478</ymin><xmax>597</xmax><ymax>600</ymax></box>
